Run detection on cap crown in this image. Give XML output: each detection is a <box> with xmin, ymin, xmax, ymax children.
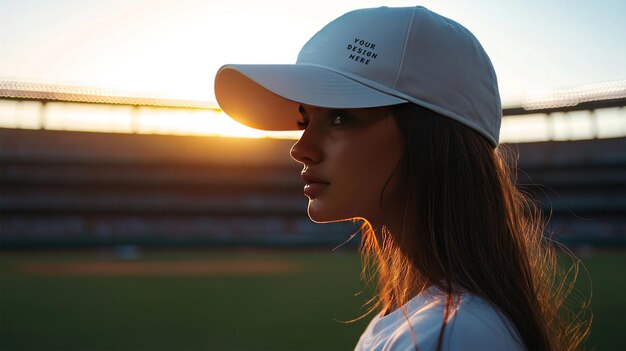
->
<box><xmin>297</xmin><ymin>6</ymin><xmax>502</xmax><ymax>146</ymax></box>
<box><xmin>298</xmin><ymin>7</ymin><xmax>411</xmax><ymax>88</ymax></box>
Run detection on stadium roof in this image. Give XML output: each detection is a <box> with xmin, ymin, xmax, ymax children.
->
<box><xmin>0</xmin><ymin>78</ymin><xmax>218</xmax><ymax>110</ymax></box>
<box><xmin>0</xmin><ymin>77</ymin><xmax>624</xmax><ymax>114</ymax></box>
<box><xmin>507</xmin><ymin>79</ymin><xmax>626</xmax><ymax>115</ymax></box>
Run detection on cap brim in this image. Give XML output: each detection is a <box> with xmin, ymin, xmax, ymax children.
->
<box><xmin>214</xmin><ymin>64</ymin><xmax>407</xmax><ymax>131</ymax></box>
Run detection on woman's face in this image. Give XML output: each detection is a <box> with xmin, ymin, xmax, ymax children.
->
<box><xmin>290</xmin><ymin>104</ymin><xmax>404</xmax><ymax>226</ymax></box>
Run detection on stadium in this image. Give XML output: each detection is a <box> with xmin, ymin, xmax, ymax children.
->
<box><xmin>1</xmin><ymin>2</ymin><xmax>625</xmax><ymax>350</ymax></box>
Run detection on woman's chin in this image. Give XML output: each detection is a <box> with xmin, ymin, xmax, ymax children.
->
<box><xmin>306</xmin><ymin>201</ymin><xmax>353</xmax><ymax>223</ymax></box>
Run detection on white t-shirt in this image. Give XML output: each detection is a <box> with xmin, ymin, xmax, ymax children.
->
<box><xmin>354</xmin><ymin>285</ymin><xmax>526</xmax><ymax>351</ymax></box>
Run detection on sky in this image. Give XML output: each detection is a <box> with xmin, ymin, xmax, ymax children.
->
<box><xmin>1</xmin><ymin>0</ymin><xmax>625</xmax><ymax>108</ymax></box>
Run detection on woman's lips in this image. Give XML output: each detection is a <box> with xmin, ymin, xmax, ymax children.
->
<box><xmin>303</xmin><ymin>182</ymin><xmax>329</xmax><ymax>198</ymax></box>
<box><xmin>301</xmin><ymin>172</ymin><xmax>330</xmax><ymax>198</ymax></box>
<box><xmin>301</xmin><ymin>172</ymin><xmax>329</xmax><ymax>184</ymax></box>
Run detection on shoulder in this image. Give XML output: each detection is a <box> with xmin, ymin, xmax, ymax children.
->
<box><xmin>381</xmin><ymin>293</ymin><xmax>526</xmax><ymax>351</ymax></box>
<box><xmin>444</xmin><ymin>294</ymin><xmax>525</xmax><ymax>350</ymax></box>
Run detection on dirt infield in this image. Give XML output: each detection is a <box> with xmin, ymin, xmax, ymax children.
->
<box><xmin>17</xmin><ymin>260</ymin><xmax>303</xmax><ymax>276</ymax></box>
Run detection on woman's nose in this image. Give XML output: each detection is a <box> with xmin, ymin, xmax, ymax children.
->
<box><xmin>290</xmin><ymin>131</ymin><xmax>323</xmax><ymax>165</ymax></box>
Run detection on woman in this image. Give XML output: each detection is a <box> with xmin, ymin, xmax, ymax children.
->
<box><xmin>214</xmin><ymin>6</ymin><xmax>590</xmax><ymax>351</ymax></box>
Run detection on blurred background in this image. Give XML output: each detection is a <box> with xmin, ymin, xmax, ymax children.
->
<box><xmin>0</xmin><ymin>0</ymin><xmax>624</xmax><ymax>350</ymax></box>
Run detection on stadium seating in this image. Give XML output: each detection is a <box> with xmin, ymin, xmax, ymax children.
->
<box><xmin>0</xmin><ymin>128</ymin><xmax>624</xmax><ymax>248</ymax></box>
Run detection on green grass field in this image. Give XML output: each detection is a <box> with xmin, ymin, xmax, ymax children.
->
<box><xmin>1</xmin><ymin>248</ymin><xmax>624</xmax><ymax>351</ymax></box>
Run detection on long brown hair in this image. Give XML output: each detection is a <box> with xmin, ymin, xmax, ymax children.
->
<box><xmin>351</xmin><ymin>103</ymin><xmax>591</xmax><ymax>350</ymax></box>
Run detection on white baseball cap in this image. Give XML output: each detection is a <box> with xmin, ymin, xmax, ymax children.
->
<box><xmin>214</xmin><ymin>5</ymin><xmax>502</xmax><ymax>147</ymax></box>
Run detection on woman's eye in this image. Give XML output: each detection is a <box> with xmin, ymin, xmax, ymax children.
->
<box><xmin>331</xmin><ymin>114</ymin><xmax>351</xmax><ymax>126</ymax></box>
